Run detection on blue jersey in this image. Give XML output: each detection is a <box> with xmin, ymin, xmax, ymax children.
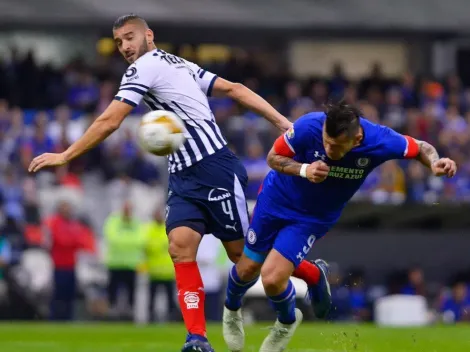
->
<box><xmin>261</xmin><ymin>112</ymin><xmax>416</xmax><ymax>234</ymax></box>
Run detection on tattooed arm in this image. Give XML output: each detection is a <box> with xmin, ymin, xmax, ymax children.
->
<box><xmin>415</xmin><ymin>140</ymin><xmax>440</xmax><ymax>168</ymax></box>
<box><xmin>267</xmin><ymin>147</ymin><xmax>303</xmax><ymax>176</ymax></box>
<box><xmin>414</xmin><ymin>139</ymin><xmax>457</xmax><ymax>177</ymax></box>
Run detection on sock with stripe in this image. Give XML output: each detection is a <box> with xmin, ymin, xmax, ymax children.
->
<box><xmin>268</xmin><ymin>280</ymin><xmax>297</xmax><ymax>325</ymax></box>
<box><xmin>225</xmin><ymin>265</ymin><xmax>259</xmax><ymax>311</ymax></box>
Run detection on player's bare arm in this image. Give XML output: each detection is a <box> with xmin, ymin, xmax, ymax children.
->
<box><xmin>212</xmin><ymin>77</ymin><xmax>292</xmax><ymax>132</ymax></box>
<box><xmin>29</xmin><ymin>100</ymin><xmax>133</xmax><ymax>172</ymax></box>
<box><xmin>267</xmin><ymin>144</ymin><xmax>330</xmax><ymax>183</ymax></box>
<box><xmin>414</xmin><ymin>139</ymin><xmax>457</xmax><ymax>177</ymax></box>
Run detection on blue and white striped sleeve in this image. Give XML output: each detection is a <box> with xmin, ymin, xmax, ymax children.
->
<box><xmin>184</xmin><ymin>60</ymin><xmax>218</xmax><ymax>97</ymax></box>
<box><xmin>115</xmin><ymin>58</ymin><xmax>156</xmax><ymax>107</ymax></box>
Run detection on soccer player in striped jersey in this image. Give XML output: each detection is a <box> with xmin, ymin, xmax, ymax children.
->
<box><xmin>29</xmin><ymin>14</ymin><xmax>323</xmax><ymax>352</ymax></box>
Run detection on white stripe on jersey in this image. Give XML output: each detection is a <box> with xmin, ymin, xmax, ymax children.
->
<box><xmin>115</xmin><ymin>49</ymin><xmax>227</xmax><ymax>173</ymax></box>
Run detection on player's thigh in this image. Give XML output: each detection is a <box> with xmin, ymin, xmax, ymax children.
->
<box><xmin>166</xmin><ymin>193</ymin><xmax>205</xmax><ymax>263</ymax></box>
<box><xmin>273</xmin><ymin>223</ymin><xmax>321</xmax><ymax>269</ymax></box>
<box><xmin>243</xmin><ymin>194</ymin><xmax>285</xmax><ymax>265</ymax></box>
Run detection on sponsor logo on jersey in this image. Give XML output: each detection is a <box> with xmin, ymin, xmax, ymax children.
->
<box><xmin>125</xmin><ymin>67</ymin><xmax>137</xmax><ymax>78</ymax></box>
<box><xmin>208</xmin><ymin>188</ymin><xmax>231</xmax><ymax>202</ymax></box>
<box><xmin>327</xmin><ymin>165</ymin><xmax>366</xmax><ymax>180</ymax></box>
<box><xmin>356</xmin><ymin>157</ymin><xmax>370</xmax><ymax>168</ymax></box>
<box><xmin>247</xmin><ymin>229</ymin><xmax>257</xmax><ymax>244</ymax></box>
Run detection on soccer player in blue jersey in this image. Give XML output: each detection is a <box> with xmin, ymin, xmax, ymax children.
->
<box><xmin>222</xmin><ymin>101</ymin><xmax>457</xmax><ymax>352</ymax></box>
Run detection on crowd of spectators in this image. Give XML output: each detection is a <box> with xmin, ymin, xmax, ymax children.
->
<box><xmin>0</xmin><ymin>46</ymin><xmax>469</xmax><ymax>322</ymax></box>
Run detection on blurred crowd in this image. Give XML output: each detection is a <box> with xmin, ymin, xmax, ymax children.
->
<box><xmin>0</xmin><ymin>46</ymin><xmax>469</xmax><ymax>323</ymax></box>
<box><xmin>327</xmin><ymin>265</ymin><xmax>470</xmax><ymax>323</ymax></box>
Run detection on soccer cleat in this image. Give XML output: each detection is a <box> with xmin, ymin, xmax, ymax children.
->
<box><xmin>306</xmin><ymin>259</ymin><xmax>332</xmax><ymax>319</ymax></box>
<box><xmin>181</xmin><ymin>334</ymin><xmax>215</xmax><ymax>352</ymax></box>
<box><xmin>222</xmin><ymin>306</ymin><xmax>245</xmax><ymax>352</ymax></box>
<box><xmin>259</xmin><ymin>308</ymin><xmax>303</xmax><ymax>352</ymax></box>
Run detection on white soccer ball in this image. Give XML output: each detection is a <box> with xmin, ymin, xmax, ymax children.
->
<box><xmin>137</xmin><ymin>110</ymin><xmax>186</xmax><ymax>156</ymax></box>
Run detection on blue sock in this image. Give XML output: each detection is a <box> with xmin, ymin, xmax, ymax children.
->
<box><xmin>268</xmin><ymin>280</ymin><xmax>297</xmax><ymax>325</ymax></box>
<box><xmin>225</xmin><ymin>265</ymin><xmax>259</xmax><ymax>311</ymax></box>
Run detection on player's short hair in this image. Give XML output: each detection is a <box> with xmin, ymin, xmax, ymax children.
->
<box><xmin>324</xmin><ymin>100</ymin><xmax>361</xmax><ymax>138</ymax></box>
<box><xmin>113</xmin><ymin>14</ymin><xmax>148</xmax><ymax>30</ymax></box>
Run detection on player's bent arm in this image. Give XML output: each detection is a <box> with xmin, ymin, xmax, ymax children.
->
<box><xmin>62</xmin><ymin>100</ymin><xmax>133</xmax><ymax>162</ymax></box>
<box><xmin>267</xmin><ymin>134</ymin><xmax>302</xmax><ymax>176</ymax></box>
<box><xmin>212</xmin><ymin>77</ymin><xmax>291</xmax><ymax>132</ymax></box>
<box><xmin>267</xmin><ymin>147</ymin><xmax>302</xmax><ymax>176</ymax></box>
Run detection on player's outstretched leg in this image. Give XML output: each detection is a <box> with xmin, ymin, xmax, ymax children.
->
<box><xmin>259</xmin><ymin>250</ymin><xmax>303</xmax><ymax>352</ymax></box>
<box><xmin>168</xmin><ymin>227</ymin><xmax>215</xmax><ymax>352</ymax></box>
<box><xmin>223</xmin><ymin>252</ymin><xmax>262</xmax><ymax>352</ymax></box>
<box><xmin>293</xmin><ymin>259</ymin><xmax>332</xmax><ymax>319</ymax></box>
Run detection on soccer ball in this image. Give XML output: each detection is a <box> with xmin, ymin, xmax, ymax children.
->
<box><xmin>137</xmin><ymin>110</ymin><xmax>186</xmax><ymax>156</ymax></box>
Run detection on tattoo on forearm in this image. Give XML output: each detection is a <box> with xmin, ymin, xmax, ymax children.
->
<box><xmin>268</xmin><ymin>153</ymin><xmax>301</xmax><ymax>175</ymax></box>
<box><xmin>417</xmin><ymin>141</ymin><xmax>439</xmax><ymax>166</ymax></box>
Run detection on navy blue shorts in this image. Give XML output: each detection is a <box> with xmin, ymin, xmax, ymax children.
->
<box><xmin>166</xmin><ymin>147</ymin><xmax>249</xmax><ymax>242</ymax></box>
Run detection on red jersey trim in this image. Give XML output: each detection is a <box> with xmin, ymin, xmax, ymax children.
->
<box><xmin>404</xmin><ymin>135</ymin><xmax>419</xmax><ymax>158</ymax></box>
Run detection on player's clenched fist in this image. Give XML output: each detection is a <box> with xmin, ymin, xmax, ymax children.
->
<box><xmin>306</xmin><ymin>160</ymin><xmax>330</xmax><ymax>183</ymax></box>
<box><xmin>431</xmin><ymin>158</ymin><xmax>457</xmax><ymax>178</ymax></box>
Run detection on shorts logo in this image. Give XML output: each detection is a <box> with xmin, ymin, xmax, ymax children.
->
<box><xmin>286</xmin><ymin>127</ymin><xmax>295</xmax><ymax>139</ymax></box>
<box><xmin>296</xmin><ymin>234</ymin><xmax>316</xmax><ymax>262</ymax></box>
<box><xmin>208</xmin><ymin>188</ymin><xmax>231</xmax><ymax>202</ymax></box>
<box><xmin>183</xmin><ymin>291</ymin><xmax>200</xmax><ymax>309</ymax></box>
<box><xmin>356</xmin><ymin>158</ymin><xmax>370</xmax><ymax>168</ymax></box>
<box><xmin>125</xmin><ymin>67</ymin><xmax>137</xmax><ymax>78</ymax></box>
<box><xmin>247</xmin><ymin>229</ymin><xmax>257</xmax><ymax>244</ymax></box>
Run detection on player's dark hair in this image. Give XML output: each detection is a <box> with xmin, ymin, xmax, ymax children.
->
<box><xmin>324</xmin><ymin>100</ymin><xmax>361</xmax><ymax>138</ymax></box>
<box><xmin>113</xmin><ymin>14</ymin><xmax>148</xmax><ymax>30</ymax></box>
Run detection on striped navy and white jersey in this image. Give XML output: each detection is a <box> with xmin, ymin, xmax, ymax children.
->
<box><xmin>115</xmin><ymin>48</ymin><xmax>227</xmax><ymax>173</ymax></box>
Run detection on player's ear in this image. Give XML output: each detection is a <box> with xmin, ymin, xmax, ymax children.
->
<box><xmin>353</xmin><ymin>132</ymin><xmax>363</xmax><ymax>147</ymax></box>
<box><xmin>146</xmin><ymin>29</ymin><xmax>154</xmax><ymax>45</ymax></box>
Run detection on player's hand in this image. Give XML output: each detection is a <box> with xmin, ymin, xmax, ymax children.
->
<box><xmin>306</xmin><ymin>160</ymin><xmax>330</xmax><ymax>183</ymax></box>
<box><xmin>28</xmin><ymin>153</ymin><xmax>68</xmax><ymax>173</ymax></box>
<box><xmin>431</xmin><ymin>158</ymin><xmax>457</xmax><ymax>178</ymax></box>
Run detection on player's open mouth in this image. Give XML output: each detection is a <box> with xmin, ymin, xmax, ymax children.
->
<box><xmin>125</xmin><ymin>53</ymin><xmax>135</xmax><ymax>60</ymax></box>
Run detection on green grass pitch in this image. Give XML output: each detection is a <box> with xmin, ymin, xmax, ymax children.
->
<box><xmin>0</xmin><ymin>322</ymin><xmax>468</xmax><ymax>351</ymax></box>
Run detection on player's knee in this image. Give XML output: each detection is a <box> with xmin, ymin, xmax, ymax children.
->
<box><xmin>261</xmin><ymin>267</ymin><xmax>289</xmax><ymax>294</ymax></box>
<box><xmin>227</xmin><ymin>251</ymin><xmax>242</xmax><ymax>264</ymax></box>
<box><xmin>236</xmin><ymin>257</ymin><xmax>261</xmax><ymax>282</ymax></box>
<box><xmin>168</xmin><ymin>228</ymin><xmax>201</xmax><ymax>263</ymax></box>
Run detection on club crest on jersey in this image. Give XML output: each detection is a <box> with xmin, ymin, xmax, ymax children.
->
<box><xmin>247</xmin><ymin>229</ymin><xmax>257</xmax><ymax>244</ymax></box>
<box><xmin>125</xmin><ymin>67</ymin><xmax>137</xmax><ymax>78</ymax></box>
<box><xmin>356</xmin><ymin>157</ymin><xmax>370</xmax><ymax>168</ymax></box>
<box><xmin>286</xmin><ymin>127</ymin><xmax>295</xmax><ymax>139</ymax></box>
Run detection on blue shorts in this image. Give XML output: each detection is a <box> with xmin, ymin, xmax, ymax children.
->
<box><xmin>244</xmin><ymin>192</ymin><xmax>325</xmax><ymax>268</ymax></box>
<box><xmin>166</xmin><ymin>147</ymin><xmax>249</xmax><ymax>242</ymax></box>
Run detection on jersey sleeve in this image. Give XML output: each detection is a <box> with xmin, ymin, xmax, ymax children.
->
<box><xmin>115</xmin><ymin>57</ymin><xmax>157</xmax><ymax>107</ymax></box>
<box><xmin>378</xmin><ymin>126</ymin><xmax>420</xmax><ymax>160</ymax></box>
<box><xmin>183</xmin><ymin>60</ymin><xmax>218</xmax><ymax>97</ymax></box>
<box><xmin>274</xmin><ymin>115</ymin><xmax>311</xmax><ymax>156</ymax></box>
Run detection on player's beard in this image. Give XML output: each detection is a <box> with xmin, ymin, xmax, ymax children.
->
<box><xmin>136</xmin><ymin>39</ymin><xmax>149</xmax><ymax>61</ymax></box>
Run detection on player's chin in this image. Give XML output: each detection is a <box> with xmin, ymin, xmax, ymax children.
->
<box><xmin>327</xmin><ymin>153</ymin><xmax>343</xmax><ymax>160</ymax></box>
